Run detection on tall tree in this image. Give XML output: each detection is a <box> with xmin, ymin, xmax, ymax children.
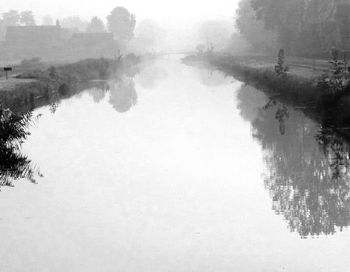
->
<box><xmin>2</xmin><ymin>10</ymin><xmax>20</xmax><ymax>26</ymax></box>
<box><xmin>133</xmin><ymin>19</ymin><xmax>165</xmax><ymax>52</ymax></box>
<box><xmin>20</xmin><ymin>11</ymin><xmax>36</xmax><ymax>26</ymax></box>
<box><xmin>61</xmin><ymin>16</ymin><xmax>88</xmax><ymax>32</ymax></box>
<box><xmin>237</xmin><ymin>0</ymin><xmax>349</xmax><ymax>56</ymax></box>
<box><xmin>107</xmin><ymin>7</ymin><xmax>136</xmax><ymax>40</ymax></box>
<box><xmin>86</xmin><ymin>16</ymin><xmax>106</xmax><ymax>33</ymax></box>
<box><xmin>236</xmin><ymin>0</ymin><xmax>277</xmax><ymax>52</ymax></box>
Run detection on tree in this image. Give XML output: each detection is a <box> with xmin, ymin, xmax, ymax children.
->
<box><xmin>237</xmin><ymin>0</ymin><xmax>348</xmax><ymax>56</ymax></box>
<box><xmin>236</xmin><ymin>0</ymin><xmax>277</xmax><ymax>53</ymax></box>
<box><xmin>0</xmin><ymin>109</ymin><xmax>39</xmax><ymax>186</ymax></box>
<box><xmin>132</xmin><ymin>19</ymin><xmax>166</xmax><ymax>52</ymax></box>
<box><xmin>61</xmin><ymin>16</ymin><xmax>88</xmax><ymax>32</ymax></box>
<box><xmin>20</xmin><ymin>11</ymin><xmax>36</xmax><ymax>26</ymax></box>
<box><xmin>107</xmin><ymin>7</ymin><xmax>136</xmax><ymax>40</ymax></box>
<box><xmin>198</xmin><ymin>20</ymin><xmax>233</xmax><ymax>51</ymax></box>
<box><xmin>2</xmin><ymin>10</ymin><xmax>21</xmax><ymax>26</ymax></box>
<box><xmin>86</xmin><ymin>16</ymin><xmax>106</xmax><ymax>33</ymax></box>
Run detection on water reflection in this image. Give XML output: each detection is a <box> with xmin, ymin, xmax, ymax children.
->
<box><xmin>237</xmin><ymin>84</ymin><xmax>350</xmax><ymax>237</ymax></box>
<box><xmin>198</xmin><ymin>67</ymin><xmax>231</xmax><ymax>87</ymax></box>
<box><xmin>46</xmin><ymin>75</ymin><xmax>138</xmax><ymax>114</ymax></box>
<box><xmin>136</xmin><ymin>63</ymin><xmax>168</xmax><ymax>90</ymax></box>
<box><xmin>87</xmin><ymin>81</ymin><xmax>110</xmax><ymax>103</ymax></box>
<box><xmin>0</xmin><ymin>108</ymin><xmax>41</xmax><ymax>188</ymax></box>
<box><xmin>109</xmin><ymin>77</ymin><xmax>138</xmax><ymax>113</ymax></box>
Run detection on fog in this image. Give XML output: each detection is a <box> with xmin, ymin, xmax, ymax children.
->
<box><xmin>7</xmin><ymin>0</ymin><xmax>239</xmax><ymax>26</ymax></box>
<box><xmin>2</xmin><ymin>1</ymin><xmax>350</xmax><ymax>272</ymax></box>
<box><xmin>2</xmin><ymin>0</ymin><xmax>241</xmax><ymax>54</ymax></box>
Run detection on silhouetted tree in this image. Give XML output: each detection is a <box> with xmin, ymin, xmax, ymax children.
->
<box><xmin>0</xmin><ymin>108</ymin><xmax>40</xmax><ymax>187</ymax></box>
<box><xmin>107</xmin><ymin>7</ymin><xmax>136</xmax><ymax>41</ymax></box>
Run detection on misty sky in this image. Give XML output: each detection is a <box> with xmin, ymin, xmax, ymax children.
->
<box><xmin>5</xmin><ymin>0</ymin><xmax>240</xmax><ymax>27</ymax></box>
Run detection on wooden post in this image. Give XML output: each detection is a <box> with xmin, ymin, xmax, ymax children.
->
<box><xmin>3</xmin><ymin>67</ymin><xmax>13</xmax><ymax>80</ymax></box>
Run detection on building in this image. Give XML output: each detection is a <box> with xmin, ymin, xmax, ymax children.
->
<box><xmin>2</xmin><ymin>25</ymin><xmax>118</xmax><ymax>61</ymax></box>
<box><xmin>5</xmin><ymin>25</ymin><xmax>73</xmax><ymax>48</ymax></box>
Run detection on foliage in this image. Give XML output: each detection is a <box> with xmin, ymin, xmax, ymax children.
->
<box><xmin>318</xmin><ymin>47</ymin><xmax>349</xmax><ymax>93</ymax></box>
<box><xmin>87</xmin><ymin>16</ymin><xmax>106</xmax><ymax>33</ymax></box>
<box><xmin>0</xmin><ymin>9</ymin><xmax>36</xmax><ymax>39</ymax></box>
<box><xmin>274</xmin><ymin>49</ymin><xmax>289</xmax><ymax>77</ymax></box>
<box><xmin>131</xmin><ymin>19</ymin><xmax>166</xmax><ymax>53</ymax></box>
<box><xmin>2</xmin><ymin>10</ymin><xmax>21</xmax><ymax>26</ymax></box>
<box><xmin>237</xmin><ymin>0</ymin><xmax>350</xmax><ymax>56</ymax></box>
<box><xmin>1</xmin><ymin>9</ymin><xmax>36</xmax><ymax>26</ymax></box>
<box><xmin>61</xmin><ymin>16</ymin><xmax>88</xmax><ymax>32</ymax></box>
<box><xmin>236</xmin><ymin>0</ymin><xmax>277</xmax><ymax>53</ymax></box>
<box><xmin>107</xmin><ymin>7</ymin><xmax>136</xmax><ymax>41</ymax></box>
<box><xmin>20</xmin><ymin>11</ymin><xmax>36</xmax><ymax>26</ymax></box>
<box><xmin>0</xmin><ymin>108</ymin><xmax>39</xmax><ymax>187</ymax></box>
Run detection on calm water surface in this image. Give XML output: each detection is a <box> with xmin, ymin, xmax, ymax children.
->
<box><xmin>1</xmin><ymin>57</ymin><xmax>350</xmax><ymax>272</ymax></box>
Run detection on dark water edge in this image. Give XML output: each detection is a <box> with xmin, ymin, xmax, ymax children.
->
<box><xmin>0</xmin><ymin>55</ymin><xmax>141</xmax><ymax>115</ymax></box>
<box><xmin>184</xmin><ymin>56</ymin><xmax>350</xmax><ymax>238</ymax></box>
<box><xmin>183</xmin><ymin>55</ymin><xmax>350</xmax><ymax>140</ymax></box>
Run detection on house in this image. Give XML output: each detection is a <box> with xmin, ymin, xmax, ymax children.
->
<box><xmin>2</xmin><ymin>24</ymin><xmax>117</xmax><ymax>61</ymax></box>
<box><xmin>5</xmin><ymin>25</ymin><xmax>74</xmax><ymax>48</ymax></box>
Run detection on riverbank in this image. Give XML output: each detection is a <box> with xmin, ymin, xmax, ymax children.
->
<box><xmin>0</xmin><ymin>54</ymin><xmax>140</xmax><ymax>114</ymax></box>
<box><xmin>183</xmin><ymin>54</ymin><xmax>350</xmax><ymax>133</ymax></box>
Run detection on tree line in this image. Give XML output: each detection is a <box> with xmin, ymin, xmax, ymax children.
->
<box><xmin>237</xmin><ymin>0</ymin><xmax>350</xmax><ymax>57</ymax></box>
<box><xmin>0</xmin><ymin>7</ymin><xmax>137</xmax><ymax>42</ymax></box>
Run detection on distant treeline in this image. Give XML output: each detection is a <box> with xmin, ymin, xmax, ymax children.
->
<box><xmin>237</xmin><ymin>0</ymin><xmax>350</xmax><ymax>57</ymax></box>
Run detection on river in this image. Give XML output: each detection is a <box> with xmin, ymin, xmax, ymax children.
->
<box><xmin>1</xmin><ymin>57</ymin><xmax>350</xmax><ymax>272</ymax></box>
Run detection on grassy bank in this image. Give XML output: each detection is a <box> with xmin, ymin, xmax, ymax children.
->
<box><xmin>183</xmin><ymin>54</ymin><xmax>350</xmax><ymax>135</ymax></box>
<box><xmin>0</xmin><ymin>54</ymin><xmax>140</xmax><ymax>114</ymax></box>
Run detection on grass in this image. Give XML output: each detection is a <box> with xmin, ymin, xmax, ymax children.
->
<box><xmin>0</xmin><ymin>55</ymin><xmax>141</xmax><ymax>114</ymax></box>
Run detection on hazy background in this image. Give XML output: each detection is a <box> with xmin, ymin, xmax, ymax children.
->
<box><xmin>4</xmin><ymin>0</ymin><xmax>241</xmax><ymax>52</ymax></box>
<box><xmin>6</xmin><ymin>0</ymin><xmax>239</xmax><ymax>26</ymax></box>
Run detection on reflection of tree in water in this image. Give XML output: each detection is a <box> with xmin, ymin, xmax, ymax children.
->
<box><xmin>263</xmin><ymin>98</ymin><xmax>289</xmax><ymax>135</ymax></box>
<box><xmin>237</xmin><ymin>84</ymin><xmax>350</xmax><ymax>237</ymax></box>
<box><xmin>198</xmin><ymin>68</ymin><xmax>231</xmax><ymax>87</ymax></box>
<box><xmin>109</xmin><ymin>77</ymin><xmax>137</xmax><ymax>113</ymax></box>
<box><xmin>88</xmin><ymin>81</ymin><xmax>110</xmax><ymax>104</ymax></box>
<box><xmin>136</xmin><ymin>64</ymin><xmax>168</xmax><ymax>90</ymax></box>
<box><xmin>0</xmin><ymin>108</ymin><xmax>41</xmax><ymax>188</ymax></box>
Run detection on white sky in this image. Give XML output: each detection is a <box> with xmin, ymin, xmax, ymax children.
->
<box><xmin>5</xmin><ymin>0</ymin><xmax>240</xmax><ymax>27</ymax></box>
